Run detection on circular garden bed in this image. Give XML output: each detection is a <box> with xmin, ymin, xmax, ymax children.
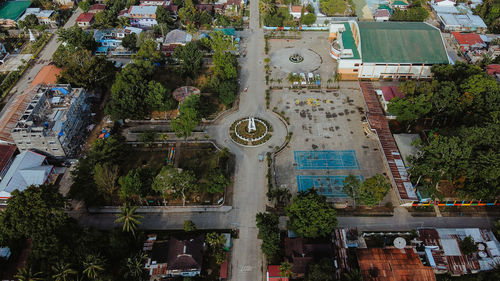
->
<box><xmin>229</xmin><ymin>118</ymin><xmax>273</xmax><ymax>146</ymax></box>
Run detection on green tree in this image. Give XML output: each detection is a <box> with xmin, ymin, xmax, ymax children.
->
<box><xmin>259</xmin><ymin>0</ymin><xmax>276</xmax><ymax>14</ymax></box>
<box><xmin>184</xmin><ymin>220</ymin><xmax>197</xmax><ymax>232</ymax></box>
<box><xmin>171</xmin><ymin>95</ymin><xmax>201</xmax><ymax>141</ymax></box>
<box><xmin>255</xmin><ymin>212</ymin><xmax>280</xmax><ymax>259</ymax></box>
<box><xmin>306</xmin><ymin>3</ymin><xmax>315</xmax><ymax>13</ymax></box>
<box><xmin>57</xmin><ymin>26</ymin><xmax>97</xmax><ymax>51</ymax></box>
<box><xmin>52</xmin><ymin>262</ymin><xmax>77</xmax><ymax>281</ymax></box>
<box><xmin>301</xmin><ymin>13</ymin><xmax>317</xmax><ymax>25</ymax></box>
<box><xmin>58</xmin><ymin>49</ymin><xmax>115</xmax><ymax>90</ymax></box>
<box><xmin>122</xmin><ymin>33</ymin><xmax>138</xmax><ymax>51</ymax></box>
<box><xmin>82</xmin><ymin>254</ymin><xmax>105</xmax><ymax>280</ymax></box>
<box><xmin>106</xmin><ymin>60</ymin><xmax>167</xmax><ymax>120</ymax></box>
<box><xmin>139</xmin><ymin>130</ymin><xmax>157</xmax><ymax>147</ymax></box>
<box><xmin>358</xmin><ymin>174</ymin><xmax>391</xmax><ymax>206</ymax></box>
<box><xmin>178</xmin><ymin>0</ymin><xmax>199</xmax><ymax>24</ymax></box>
<box><xmin>19</xmin><ymin>14</ymin><xmax>39</xmax><ymax>29</ymax></box>
<box><xmin>152</xmin><ymin>167</ymin><xmax>198</xmax><ymax>206</ymax></box>
<box><xmin>286</xmin><ymin>190</ymin><xmax>337</xmax><ymax>238</ymax></box>
<box><xmin>306</xmin><ymin>258</ymin><xmax>335</xmax><ymax>281</ymax></box>
<box><xmin>474</xmin><ymin>0</ymin><xmax>500</xmax><ymax>33</ymax></box>
<box><xmin>342</xmin><ymin>175</ymin><xmax>360</xmax><ymax>208</ymax></box>
<box><xmin>204</xmin><ymin>169</ymin><xmax>229</xmax><ymax>194</ymax></box>
<box><xmin>217</xmin><ymin>80</ymin><xmax>237</xmax><ymax>106</ymax></box>
<box><xmin>115</xmin><ymin>204</ymin><xmax>143</xmax><ymax>237</ymax></box>
<box><xmin>93</xmin><ymin>163</ymin><xmax>119</xmax><ymax>204</ymax></box>
<box><xmin>320</xmin><ymin>0</ymin><xmax>347</xmax><ymax>16</ymax></box>
<box><xmin>173</xmin><ymin>41</ymin><xmax>204</xmax><ymax>78</ymax></box>
<box><xmin>459</xmin><ymin>236</ymin><xmax>478</xmax><ymax>256</ymax></box>
<box><xmin>206</xmin><ymin>232</ymin><xmax>226</xmax><ymax>265</ymax></box>
<box><xmin>119</xmin><ymin>167</ymin><xmax>153</xmax><ymax>202</ymax></box>
<box><xmin>134</xmin><ymin>39</ymin><xmax>163</xmax><ymax>64</ymax></box>
<box><xmin>343</xmin><ymin>269</ymin><xmax>363</xmax><ymax>281</ymax></box>
<box><xmin>78</xmin><ymin>0</ymin><xmax>91</xmax><ymax>12</ymax></box>
<box><xmin>156</xmin><ymin>5</ymin><xmax>172</xmax><ymax>24</ymax></box>
<box><xmin>388</xmin><ymin>95</ymin><xmax>432</xmax><ymax>126</ymax></box>
<box><xmin>123</xmin><ymin>253</ymin><xmax>147</xmax><ymax>281</ymax></box>
<box><xmin>93</xmin><ymin>11</ymin><xmax>114</xmax><ymax>29</ymax></box>
<box><xmin>14</xmin><ymin>267</ymin><xmax>42</xmax><ymax>281</ymax></box>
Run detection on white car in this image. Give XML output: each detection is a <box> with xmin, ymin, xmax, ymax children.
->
<box><xmin>300</xmin><ymin>73</ymin><xmax>306</xmax><ymax>85</ymax></box>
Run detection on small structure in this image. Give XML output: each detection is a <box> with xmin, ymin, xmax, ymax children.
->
<box><xmin>377</xmin><ymin>85</ymin><xmax>404</xmax><ymax>112</ymax></box>
<box><xmin>76</xmin><ymin>12</ymin><xmax>95</xmax><ymax>28</ymax></box>
<box><xmin>162</xmin><ymin>29</ymin><xmax>192</xmax><ymax>55</ymax></box>
<box><xmin>452</xmin><ymin>32</ymin><xmax>486</xmax><ymax>50</ymax></box>
<box><xmin>144</xmin><ymin>235</ymin><xmax>205</xmax><ymax>279</ymax></box>
<box><xmin>373</xmin><ymin>9</ymin><xmax>390</xmax><ymax>22</ymax></box>
<box><xmin>0</xmin><ymin>150</ymin><xmax>57</xmax><ymax>204</ymax></box>
<box><xmin>172</xmin><ymin>86</ymin><xmax>200</xmax><ymax>105</ymax></box>
<box><xmin>0</xmin><ymin>247</ymin><xmax>11</xmax><ymax>259</ymax></box>
<box><xmin>486</xmin><ymin>64</ymin><xmax>500</xmax><ymax>81</ymax></box>
<box><xmin>432</xmin><ymin>0</ymin><xmax>456</xmax><ymax>6</ymax></box>
<box><xmin>127</xmin><ymin>5</ymin><xmax>158</xmax><ymax>28</ymax></box>
<box><xmin>11</xmin><ymin>85</ymin><xmax>90</xmax><ymax>158</ymax></box>
<box><xmin>289</xmin><ymin>5</ymin><xmax>305</xmax><ymax>19</ymax></box>
<box><xmin>267</xmin><ymin>265</ymin><xmax>289</xmax><ymax>281</ymax></box>
<box><xmin>19</xmin><ymin>8</ymin><xmax>57</xmax><ymax>27</ymax></box>
<box><xmin>437</xmin><ymin>13</ymin><xmax>487</xmax><ymax>33</ymax></box>
<box><xmin>0</xmin><ymin>1</ymin><xmax>31</xmax><ymax>28</ymax></box>
<box><xmin>88</xmin><ymin>4</ymin><xmax>106</xmax><ymax>13</ymax></box>
<box><xmin>357</xmin><ymin>248</ymin><xmax>436</xmax><ymax>281</ymax></box>
<box><xmin>140</xmin><ymin>0</ymin><xmax>169</xmax><ymax>6</ymax></box>
<box><xmin>284</xmin><ymin>238</ymin><xmax>333</xmax><ymax>278</ymax></box>
<box><xmin>391</xmin><ymin>0</ymin><xmax>409</xmax><ymax>10</ymax></box>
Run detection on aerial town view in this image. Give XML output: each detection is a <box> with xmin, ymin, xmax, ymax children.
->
<box><xmin>0</xmin><ymin>0</ymin><xmax>499</xmax><ymax>280</ymax></box>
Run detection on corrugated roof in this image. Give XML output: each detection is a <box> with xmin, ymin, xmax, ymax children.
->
<box><xmin>341</xmin><ymin>22</ymin><xmax>360</xmax><ymax>60</ymax></box>
<box><xmin>76</xmin><ymin>12</ymin><xmax>94</xmax><ymax>22</ymax></box>
<box><xmin>0</xmin><ymin>144</ymin><xmax>16</xmax><ymax>173</ymax></box>
<box><xmin>357</xmin><ymin>248</ymin><xmax>436</xmax><ymax>281</ymax></box>
<box><xmin>129</xmin><ymin>5</ymin><xmax>157</xmax><ymax>15</ymax></box>
<box><xmin>358</xmin><ymin>22</ymin><xmax>449</xmax><ymax>64</ymax></box>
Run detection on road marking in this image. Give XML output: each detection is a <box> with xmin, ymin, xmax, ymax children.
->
<box><xmin>240</xmin><ymin>265</ymin><xmax>253</xmax><ymax>272</ymax></box>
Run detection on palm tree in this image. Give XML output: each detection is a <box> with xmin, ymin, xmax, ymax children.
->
<box><xmin>115</xmin><ymin>203</ymin><xmax>143</xmax><ymax>237</ymax></box>
<box><xmin>123</xmin><ymin>253</ymin><xmax>147</xmax><ymax>281</ymax></box>
<box><xmin>277</xmin><ymin>78</ymin><xmax>283</xmax><ymax>87</ymax></box>
<box><xmin>14</xmin><ymin>267</ymin><xmax>42</xmax><ymax>281</ymax></box>
<box><xmin>82</xmin><ymin>254</ymin><xmax>105</xmax><ymax>280</ymax></box>
<box><xmin>269</xmin><ymin>78</ymin><xmax>274</xmax><ymax>87</ymax></box>
<box><xmin>334</xmin><ymin>72</ymin><xmax>342</xmax><ymax>87</ymax></box>
<box><xmin>259</xmin><ymin>0</ymin><xmax>276</xmax><ymax>15</ymax></box>
<box><xmin>279</xmin><ymin>261</ymin><xmax>292</xmax><ymax>278</ymax></box>
<box><xmin>327</xmin><ymin>78</ymin><xmax>333</xmax><ymax>88</ymax></box>
<box><xmin>52</xmin><ymin>262</ymin><xmax>77</xmax><ymax>281</ymax></box>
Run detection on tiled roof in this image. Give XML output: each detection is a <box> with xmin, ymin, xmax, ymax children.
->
<box><xmin>374</xmin><ymin>9</ymin><xmax>390</xmax><ymax>18</ymax></box>
<box><xmin>290</xmin><ymin>5</ymin><xmax>302</xmax><ymax>13</ymax></box>
<box><xmin>76</xmin><ymin>12</ymin><xmax>94</xmax><ymax>22</ymax></box>
<box><xmin>381</xmin><ymin>86</ymin><xmax>404</xmax><ymax>102</ymax></box>
<box><xmin>357</xmin><ymin>248</ymin><xmax>436</xmax><ymax>281</ymax></box>
<box><xmin>0</xmin><ymin>144</ymin><xmax>16</xmax><ymax>174</ymax></box>
<box><xmin>167</xmin><ymin>235</ymin><xmax>204</xmax><ymax>271</ymax></box>
<box><xmin>486</xmin><ymin>64</ymin><xmax>500</xmax><ymax>76</ymax></box>
<box><xmin>90</xmin><ymin>4</ymin><xmax>106</xmax><ymax>11</ymax></box>
<box><xmin>284</xmin><ymin>238</ymin><xmax>332</xmax><ymax>274</ymax></box>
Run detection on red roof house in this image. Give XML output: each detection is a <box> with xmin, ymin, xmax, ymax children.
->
<box><xmin>267</xmin><ymin>265</ymin><xmax>289</xmax><ymax>281</ymax></box>
<box><xmin>89</xmin><ymin>4</ymin><xmax>106</xmax><ymax>13</ymax></box>
<box><xmin>76</xmin><ymin>13</ymin><xmax>94</xmax><ymax>28</ymax></box>
<box><xmin>0</xmin><ymin>144</ymin><xmax>17</xmax><ymax>180</ymax></box>
<box><xmin>452</xmin><ymin>32</ymin><xmax>485</xmax><ymax>50</ymax></box>
<box><xmin>486</xmin><ymin>64</ymin><xmax>500</xmax><ymax>76</ymax></box>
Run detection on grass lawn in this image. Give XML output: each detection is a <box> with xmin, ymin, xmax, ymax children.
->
<box><xmin>121</xmin><ymin>148</ymin><xmax>171</xmax><ymax>175</ymax></box>
<box><xmin>178</xmin><ymin>144</ymin><xmax>221</xmax><ymax>179</ymax></box>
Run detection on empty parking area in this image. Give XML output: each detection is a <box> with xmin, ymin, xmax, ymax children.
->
<box><xmin>294</xmin><ymin>150</ymin><xmax>360</xmax><ymax>170</ymax></box>
<box><xmin>297</xmin><ymin>175</ymin><xmax>364</xmax><ymax>198</ymax></box>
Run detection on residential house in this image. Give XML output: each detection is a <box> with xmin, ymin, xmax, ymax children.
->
<box><xmin>94</xmin><ymin>27</ymin><xmax>142</xmax><ymax>55</ymax></box>
<box><xmin>374</xmin><ymin>9</ymin><xmax>390</xmax><ymax>22</ymax></box>
<box><xmin>267</xmin><ymin>265</ymin><xmax>289</xmax><ymax>281</ymax></box>
<box><xmin>76</xmin><ymin>12</ymin><xmax>94</xmax><ymax>28</ymax></box>
<box><xmin>140</xmin><ymin>0</ymin><xmax>169</xmax><ymax>5</ymax></box>
<box><xmin>437</xmin><ymin>13</ymin><xmax>487</xmax><ymax>33</ymax></box>
<box><xmin>418</xmin><ymin>228</ymin><xmax>500</xmax><ymax>275</ymax></box>
<box><xmin>162</xmin><ymin>29</ymin><xmax>192</xmax><ymax>55</ymax></box>
<box><xmin>452</xmin><ymin>32</ymin><xmax>486</xmax><ymax>50</ymax></box>
<box><xmin>289</xmin><ymin>5</ymin><xmax>305</xmax><ymax>19</ymax></box>
<box><xmin>18</xmin><ymin>8</ymin><xmax>57</xmax><ymax>28</ymax></box>
<box><xmin>432</xmin><ymin>0</ymin><xmax>456</xmax><ymax>6</ymax></box>
<box><xmin>357</xmin><ymin>248</ymin><xmax>436</xmax><ymax>281</ymax></box>
<box><xmin>392</xmin><ymin>0</ymin><xmax>409</xmax><ymax>10</ymax></box>
<box><xmin>53</xmin><ymin>0</ymin><xmax>74</xmax><ymax>6</ymax></box>
<box><xmin>11</xmin><ymin>85</ymin><xmax>90</xmax><ymax>158</ymax></box>
<box><xmin>486</xmin><ymin>64</ymin><xmax>500</xmax><ymax>81</ymax></box>
<box><xmin>127</xmin><ymin>5</ymin><xmax>158</xmax><ymax>28</ymax></box>
<box><xmin>375</xmin><ymin>85</ymin><xmax>404</xmax><ymax>112</ymax></box>
<box><xmin>144</xmin><ymin>235</ymin><xmax>205</xmax><ymax>279</ymax></box>
<box><xmin>0</xmin><ymin>144</ymin><xmax>17</xmax><ymax>181</ymax></box>
<box><xmin>284</xmin><ymin>237</ymin><xmax>333</xmax><ymax>277</ymax></box>
<box><xmin>88</xmin><ymin>4</ymin><xmax>106</xmax><ymax>13</ymax></box>
<box><xmin>0</xmin><ymin>1</ymin><xmax>31</xmax><ymax>28</ymax></box>
<box><xmin>0</xmin><ymin>150</ymin><xmax>58</xmax><ymax>205</ymax></box>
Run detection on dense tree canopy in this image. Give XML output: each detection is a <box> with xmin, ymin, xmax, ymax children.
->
<box><xmin>474</xmin><ymin>0</ymin><xmax>500</xmax><ymax>33</ymax></box>
<box><xmin>57</xmin><ymin>26</ymin><xmax>97</xmax><ymax>51</ymax></box>
<box><xmin>320</xmin><ymin>0</ymin><xmax>347</xmax><ymax>16</ymax></box>
<box><xmin>256</xmin><ymin>212</ymin><xmax>280</xmax><ymax>260</ymax></box>
<box><xmin>173</xmin><ymin>41</ymin><xmax>204</xmax><ymax>78</ymax></box>
<box><xmin>286</xmin><ymin>190</ymin><xmax>337</xmax><ymax>238</ymax></box>
<box><xmin>171</xmin><ymin>95</ymin><xmax>201</xmax><ymax>140</ymax></box>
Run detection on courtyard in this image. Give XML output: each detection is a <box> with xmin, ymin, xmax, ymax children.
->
<box><xmin>266</xmin><ymin>32</ymin><xmax>387</xmax><ymax>204</ymax></box>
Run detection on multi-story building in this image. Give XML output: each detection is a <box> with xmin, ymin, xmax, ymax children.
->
<box><xmin>94</xmin><ymin>27</ymin><xmax>142</xmax><ymax>55</ymax></box>
<box><xmin>329</xmin><ymin>21</ymin><xmax>449</xmax><ymax>80</ymax></box>
<box><xmin>11</xmin><ymin>85</ymin><xmax>90</xmax><ymax>158</ymax></box>
<box><xmin>127</xmin><ymin>5</ymin><xmax>158</xmax><ymax>28</ymax></box>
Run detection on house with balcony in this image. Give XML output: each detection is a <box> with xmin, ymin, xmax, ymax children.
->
<box><xmin>94</xmin><ymin>27</ymin><xmax>142</xmax><ymax>55</ymax></box>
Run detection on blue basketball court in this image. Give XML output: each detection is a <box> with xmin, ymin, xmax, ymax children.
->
<box><xmin>294</xmin><ymin>150</ymin><xmax>360</xmax><ymax>170</ymax></box>
<box><xmin>297</xmin><ymin>175</ymin><xmax>363</xmax><ymax>198</ymax></box>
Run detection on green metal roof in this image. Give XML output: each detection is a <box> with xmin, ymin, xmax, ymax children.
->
<box><xmin>341</xmin><ymin>22</ymin><xmax>360</xmax><ymax>60</ymax></box>
<box><xmin>392</xmin><ymin>0</ymin><xmax>408</xmax><ymax>6</ymax></box>
<box><xmin>357</xmin><ymin>22</ymin><xmax>449</xmax><ymax>64</ymax></box>
<box><xmin>378</xmin><ymin>4</ymin><xmax>392</xmax><ymax>11</ymax></box>
<box><xmin>0</xmin><ymin>1</ymin><xmax>31</xmax><ymax>21</ymax></box>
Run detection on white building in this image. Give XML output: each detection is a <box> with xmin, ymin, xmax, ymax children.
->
<box><xmin>432</xmin><ymin>0</ymin><xmax>456</xmax><ymax>6</ymax></box>
<box><xmin>329</xmin><ymin>21</ymin><xmax>449</xmax><ymax>80</ymax></box>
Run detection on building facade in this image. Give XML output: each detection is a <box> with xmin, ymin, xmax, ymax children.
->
<box><xmin>11</xmin><ymin>85</ymin><xmax>90</xmax><ymax>158</ymax></box>
<box><xmin>127</xmin><ymin>5</ymin><xmax>158</xmax><ymax>28</ymax></box>
<box><xmin>329</xmin><ymin>21</ymin><xmax>449</xmax><ymax>80</ymax></box>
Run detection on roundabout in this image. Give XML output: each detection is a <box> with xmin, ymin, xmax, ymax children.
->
<box><xmin>229</xmin><ymin>117</ymin><xmax>273</xmax><ymax>146</ymax></box>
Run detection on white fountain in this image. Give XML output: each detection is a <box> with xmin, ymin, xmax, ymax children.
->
<box><xmin>247</xmin><ymin>117</ymin><xmax>256</xmax><ymax>132</ymax></box>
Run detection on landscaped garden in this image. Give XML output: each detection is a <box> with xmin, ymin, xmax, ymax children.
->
<box><xmin>229</xmin><ymin>117</ymin><xmax>273</xmax><ymax>146</ymax></box>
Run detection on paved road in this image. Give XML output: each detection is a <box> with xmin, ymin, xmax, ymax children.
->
<box><xmin>0</xmin><ymin>9</ymin><xmax>82</xmax><ymax>117</ymax></box>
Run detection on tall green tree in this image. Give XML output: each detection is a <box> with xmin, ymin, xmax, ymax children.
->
<box><xmin>173</xmin><ymin>41</ymin><xmax>204</xmax><ymax>78</ymax></box>
<box><xmin>134</xmin><ymin>39</ymin><xmax>164</xmax><ymax>64</ymax></box>
<box><xmin>152</xmin><ymin>167</ymin><xmax>198</xmax><ymax>206</ymax></box>
<box><xmin>255</xmin><ymin>212</ymin><xmax>280</xmax><ymax>260</ymax></box>
<box><xmin>306</xmin><ymin>258</ymin><xmax>336</xmax><ymax>281</ymax></box>
<box><xmin>217</xmin><ymin>80</ymin><xmax>237</xmax><ymax>106</ymax></box>
<box><xmin>204</xmin><ymin>169</ymin><xmax>229</xmax><ymax>194</ymax></box>
<box><xmin>51</xmin><ymin>262</ymin><xmax>77</xmax><ymax>281</ymax></box>
<box><xmin>358</xmin><ymin>174</ymin><xmax>391</xmax><ymax>206</ymax></box>
<box><xmin>57</xmin><ymin>26</ymin><xmax>97</xmax><ymax>51</ymax></box>
<box><xmin>171</xmin><ymin>95</ymin><xmax>201</xmax><ymax>141</ymax></box>
<box><xmin>122</xmin><ymin>33</ymin><xmax>138</xmax><ymax>51</ymax></box>
<box><xmin>82</xmin><ymin>254</ymin><xmax>105</xmax><ymax>280</ymax></box>
<box><xmin>342</xmin><ymin>175</ymin><xmax>361</xmax><ymax>208</ymax></box>
<box><xmin>115</xmin><ymin>204</ymin><xmax>143</xmax><ymax>237</ymax></box>
<box><xmin>122</xmin><ymin>253</ymin><xmax>147</xmax><ymax>281</ymax></box>
<box><xmin>118</xmin><ymin>167</ymin><xmax>154</xmax><ymax>202</ymax></box>
<box><xmin>94</xmin><ymin>163</ymin><xmax>119</xmax><ymax>204</ymax></box>
<box><xmin>206</xmin><ymin>232</ymin><xmax>226</xmax><ymax>265</ymax></box>
<box><xmin>14</xmin><ymin>267</ymin><xmax>43</xmax><ymax>281</ymax></box>
<box><xmin>286</xmin><ymin>190</ymin><xmax>337</xmax><ymax>238</ymax></box>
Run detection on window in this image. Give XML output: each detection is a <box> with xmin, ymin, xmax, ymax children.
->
<box><xmin>17</xmin><ymin>141</ymin><xmax>23</xmax><ymax>144</ymax></box>
<box><xmin>354</xmin><ymin>63</ymin><xmax>360</xmax><ymax>66</ymax></box>
<box><xmin>26</xmin><ymin>142</ymin><xmax>31</xmax><ymax>144</ymax></box>
<box><xmin>52</xmin><ymin>148</ymin><xmax>59</xmax><ymax>151</ymax></box>
<box><xmin>353</xmin><ymin>69</ymin><xmax>358</xmax><ymax>72</ymax></box>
